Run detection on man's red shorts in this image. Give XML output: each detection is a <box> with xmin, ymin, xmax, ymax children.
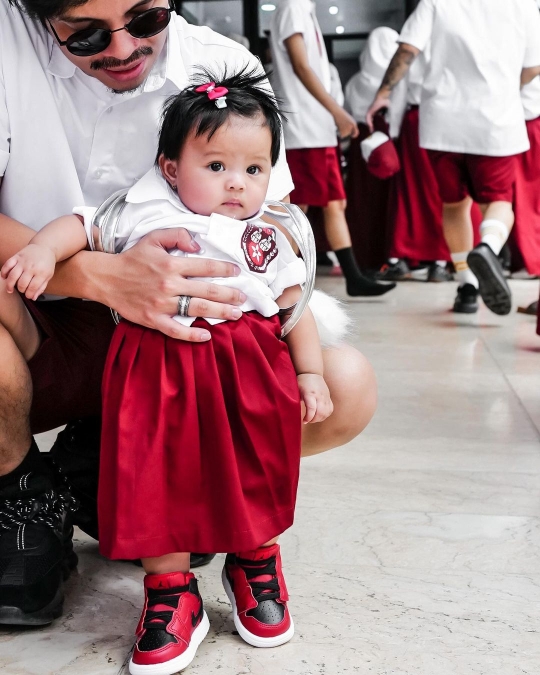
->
<box><xmin>427</xmin><ymin>151</ymin><xmax>518</xmax><ymax>204</ymax></box>
<box><xmin>286</xmin><ymin>146</ymin><xmax>347</xmax><ymax>207</ymax></box>
<box><xmin>24</xmin><ymin>298</ymin><xmax>115</xmax><ymax>434</ymax></box>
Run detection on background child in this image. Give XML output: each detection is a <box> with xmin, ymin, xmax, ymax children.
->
<box><xmin>1</xmin><ymin>67</ymin><xmax>332</xmax><ymax>675</ymax></box>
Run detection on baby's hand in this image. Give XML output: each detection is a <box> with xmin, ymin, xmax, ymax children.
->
<box><xmin>297</xmin><ymin>373</ymin><xmax>334</xmax><ymax>424</ymax></box>
<box><xmin>1</xmin><ymin>244</ymin><xmax>57</xmax><ymax>300</ymax></box>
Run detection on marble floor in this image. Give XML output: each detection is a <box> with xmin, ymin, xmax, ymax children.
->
<box><xmin>3</xmin><ymin>278</ymin><xmax>540</xmax><ymax>675</ymax></box>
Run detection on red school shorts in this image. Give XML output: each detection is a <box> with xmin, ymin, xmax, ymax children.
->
<box><xmin>24</xmin><ymin>298</ymin><xmax>116</xmax><ymax>434</ymax></box>
<box><xmin>427</xmin><ymin>151</ymin><xmax>518</xmax><ymax>204</ymax></box>
<box><xmin>286</xmin><ymin>146</ymin><xmax>347</xmax><ymax>207</ymax></box>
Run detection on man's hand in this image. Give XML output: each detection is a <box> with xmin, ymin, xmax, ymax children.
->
<box><xmin>333</xmin><ymin>107</ymin><xmax>360</xmax><ymax>140</ymax></box>
<box><xmin>366</xmin><ymin>91</ymin><xmax>392</xmax><ymax>133</ymax></box>
<box><xmin>98</xmin><ymin>228</ymin><xmax>247</xmax><ymax>342</ymax></box>
<box><xmin>297</xmin><ymin>373</ymin><xmax>333</xmax><ymax>424</ymax></box>
<box><xmin>1</xmin><ymin>243</ymin><xmax>57</xmax><ymax>300</ymax></box>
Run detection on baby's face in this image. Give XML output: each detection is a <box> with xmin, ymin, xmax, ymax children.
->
<box><xmin>163</xmin><ymin>113</ymin><xmax>273</xmax><ymax>220</ymax></box>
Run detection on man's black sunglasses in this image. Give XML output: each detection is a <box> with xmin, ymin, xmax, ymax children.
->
<box><xmin>47</xmin><ymin>5</ymin><xmax>173</xmax><ymax>57</ymax></box>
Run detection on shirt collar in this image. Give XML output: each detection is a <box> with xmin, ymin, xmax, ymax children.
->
<box><xmin>47</xmin><ymin>41</ymin><xmax>77</xmax><ymax>79</ymax></box>
<box><xmin>144</xmin><ymin>18</ymin><xmax>188</xmax><ymax>93</ymax></box>
<box><xmin>127</xmin><ymin>168</ymin><xmax>266</xmax><ymax>221</ymax></box>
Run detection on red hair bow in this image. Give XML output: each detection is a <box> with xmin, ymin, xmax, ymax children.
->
<box><xmin>195</xmin><ymin>82</ymin><xmax>229</xmax><ymax>101</ymax></box>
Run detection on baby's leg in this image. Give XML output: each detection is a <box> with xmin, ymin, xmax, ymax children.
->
<box><xmin>0</xmin><ymin>278</ymin><xmax>40</xmax><ymax>361</ymax></box>
<box><xmin>141</xmin><ymin>552</ymin><xmax>191</xmax><ymax>574</ymax></box>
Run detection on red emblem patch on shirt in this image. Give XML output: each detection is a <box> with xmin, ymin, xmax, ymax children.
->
<box><xmin>241</xmin><ymin>225</ymin><xmax>278</xmax><ymax>273</ymax></box>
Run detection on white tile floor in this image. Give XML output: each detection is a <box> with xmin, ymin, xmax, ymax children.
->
<box><xmin>3</xmin><ymin>278</ymin><xmax>540</xmax><ymax>675</ymax></box>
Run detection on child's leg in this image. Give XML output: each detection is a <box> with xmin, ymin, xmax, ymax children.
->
<box><xmin>141</xmin><ymin>552</ymin><xmax>191</xmax><ymax>574</ymax></box>
<box><xmin>0</xmin><ymin>278</ymin><xmax>40</xmax><ymax>361</ymax></box>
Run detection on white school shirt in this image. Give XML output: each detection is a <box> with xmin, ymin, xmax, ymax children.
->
<box><xmin>269</xmin><ymin>0</ymin><xmax>337</xmax><ymax>150</ymax></box>
<box><xmin>0</xmin><ymin>5</ymin><xmax>293</xmax><ymax>232</ymax></box>
<box><xmin>78</xmin><ymin>168</ymin><xmax>307</xmax><ymax>327</ymax></box>
<box><xmin>399</xmin><ymin>0</ymin><xmax>540</xmax><ymax>156</ymax></box>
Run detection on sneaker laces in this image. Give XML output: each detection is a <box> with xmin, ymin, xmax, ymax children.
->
<box><xmin>236</xmin><ymin>555</ymin><xmax>280</xmax><ymax>604</ymax></box>
<box><xmin>0</xmin><ymin>489</ymin><xmax>79</xmax><ymax>532</ymax></box>
<box><xmin>142</xmin><ymin>584</ymin><xmax>189</xmax><ymax>632</ymax></box>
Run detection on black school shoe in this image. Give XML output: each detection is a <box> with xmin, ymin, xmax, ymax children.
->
<box><xmin>467</xmin><ymin>243</ymin><xmax>512</xmax><ymax>316</ymax></box>
<box><xmin>0</xmin><ymin>471</ymin><xmax>78</xmax><ymax>625</ymax></box>
<box><xmin>453</xmin><ymin>284</ymin><xmax>479</xmax><ymax>314</ymax></box>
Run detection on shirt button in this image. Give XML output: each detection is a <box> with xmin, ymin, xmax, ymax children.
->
<box><xmin>94</xmin><ymin>170</ymin><xmax>103</xmax><ymax>179</ymax></box>
<box><xmin>198</xmin><ymin>247</ymin><xmax>206</xmax><ymax>255</ymax></box>
<box><xmin>106</xmin><ymin>107</ymin><xmax>113</xmax><ymax>114</ymax></box>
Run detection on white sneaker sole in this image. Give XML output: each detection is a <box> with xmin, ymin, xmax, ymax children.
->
<box><xmin>222</xmin><ymin>568</ymin><xmax>294</xmax><ymax>648</ymax></box>
<box><xmin>129</xmin><ymin>611</ymin><xmax>210</xmax><ymax>675</ymax></box>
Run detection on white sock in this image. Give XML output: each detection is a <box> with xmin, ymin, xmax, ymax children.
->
<box><xmin>480</xmin><ymin>219</ymin><xmax>509</xmax><ymax>256</ymax></box>
<box><xmin>451</xmin><ymin>252</ymin><xmax>478</xmax><ymax>288</ymax></box>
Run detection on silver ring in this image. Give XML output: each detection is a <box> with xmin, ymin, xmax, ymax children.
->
<box><xmin>177</xmin><ymin>295</ymin><xmax>192</xmax><ymax>318</ymax></box>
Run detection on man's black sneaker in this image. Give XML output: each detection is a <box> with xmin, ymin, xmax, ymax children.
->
<box><xmin>453</xmin><ymin>283</ymin><xmax>479</xmax><ymax>314</ymax></box>
<box><xmin>0</xmin><ymin>472</ymin><xmax>78</xmax><ymax>625</ymax></box>
<box><xmin>467</xmin><ymin>243</ymin><xmax>512</xmax><ymax>316</ymax></box>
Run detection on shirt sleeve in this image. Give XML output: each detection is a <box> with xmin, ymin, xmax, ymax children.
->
<box><xmin>0</xmin><ymin>75</ymin><xmax>10</xmax><ymax>176</ymax></box>
<box><xmin>269</xmin><ymin>228</ymin><xmax>307</xmax><ymax>299</ymax></box>
<box><xmin>274</xmin><ymin>2</ymin><xmax>309</xmax><ymax>45</ymax></box>
<box><xmin>399</xmin><ymin>0</ymin><xmax>436</xmax><ymax>52</ymax></box>
<box><xmin>523</xmin><ymin>1</ymin><xmax>540</xmax><ymax>68</ymax></box>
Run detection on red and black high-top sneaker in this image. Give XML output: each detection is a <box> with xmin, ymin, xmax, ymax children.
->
<box><xmin>129</xmin><ymin>571</ymin><xmax>209</xmax><ymax>675</ymax></box>
<box><xmin>222</xmin><ymin>543</ymin><xmax>294</xmax><ymax>648</ymax></box>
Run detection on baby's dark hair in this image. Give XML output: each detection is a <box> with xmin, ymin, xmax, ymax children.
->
<box><xmin>156</xmin><ymin>65</ymin><xmax>283</xmax><ymax>167</ymax></box>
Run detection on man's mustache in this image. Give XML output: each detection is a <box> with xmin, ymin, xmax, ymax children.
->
<box><xmin>90</xmin><ymin>46</ymin><xmax>153</xmax><ymax>71</ymax></box>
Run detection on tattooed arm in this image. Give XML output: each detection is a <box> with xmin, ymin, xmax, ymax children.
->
<box><xmin>366</xmin><ymin>43</ymin><xmax>420</xmax><ymax>132</ymax></box>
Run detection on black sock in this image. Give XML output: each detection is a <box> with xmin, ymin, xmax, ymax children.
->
<box><xmin>334</xmin><ymin>247</ymin><xmax>396</xmax><ymax>297</ymax></box>
<box><xmin>334</xmin><ymin>247</ymin><xmax>363</xmax><ymax>280</ymax></box>
<box><xmin>0</xmin><ymin>439</ymin><xmax>50</xmax><ymax>490</ymax></box>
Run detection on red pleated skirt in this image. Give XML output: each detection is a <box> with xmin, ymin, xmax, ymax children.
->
<box><xmin>98</xmin><ymin>313</ymin><xmax>302</xmax><ymax>559</ymax></box>
<box><xmin>514</xmin><ymin>117</ymin><xmax>540</xmax><ymax>277</ymax></box>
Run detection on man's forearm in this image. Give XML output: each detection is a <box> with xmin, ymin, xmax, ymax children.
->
<box><xmin>378</xmin><ymin>43</ymin><xmax>419</xmax><ymax>94</ymax></box>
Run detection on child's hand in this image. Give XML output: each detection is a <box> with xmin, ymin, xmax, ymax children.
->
<box><xmin>1</xmin><ymin>244</ymin><xmax>57</xmax><ymax>300</ymax></box>
<box><xmin>297</xmin><ymin>373</ymin><xmax>334</xmax><ymax>424</ymax></box>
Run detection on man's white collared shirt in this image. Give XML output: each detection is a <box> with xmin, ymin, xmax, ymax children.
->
<box><xmin>77</xmin><ymin>168</ymin><xmax>307</xmax><ymax>326</ymax></box>
<box><xmin>0</xmin><ymin>6</ymin><xmax>294</xmax><ymax>230</ymax></box>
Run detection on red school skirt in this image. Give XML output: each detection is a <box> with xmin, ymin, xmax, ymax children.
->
<box><xmin>98</xmin><ymin>313</ymin><xmax>302</xmax><ymax>560</ymax></box>
<box><xmin>514</xmin><ymin>117</ymin><xmax>540</xmax><ymax>276</ymax></box>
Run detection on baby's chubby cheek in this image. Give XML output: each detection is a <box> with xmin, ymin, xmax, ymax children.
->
<box><xmin>177</xmin><ymin>182</ymin><xmax>215</xmax><ymax>216</ymax></box>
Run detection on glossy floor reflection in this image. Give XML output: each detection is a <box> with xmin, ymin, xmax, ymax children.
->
<box><xmin>3</xmin><ymin>278</ymin><xmax>540</xmax><ymax>674</ymax></box>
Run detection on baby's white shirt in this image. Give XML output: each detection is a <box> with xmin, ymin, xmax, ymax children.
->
<box><xmin>77</xmin><ymin>168</ymin><xmax>306</xmax><ymax>326</ymax></box>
